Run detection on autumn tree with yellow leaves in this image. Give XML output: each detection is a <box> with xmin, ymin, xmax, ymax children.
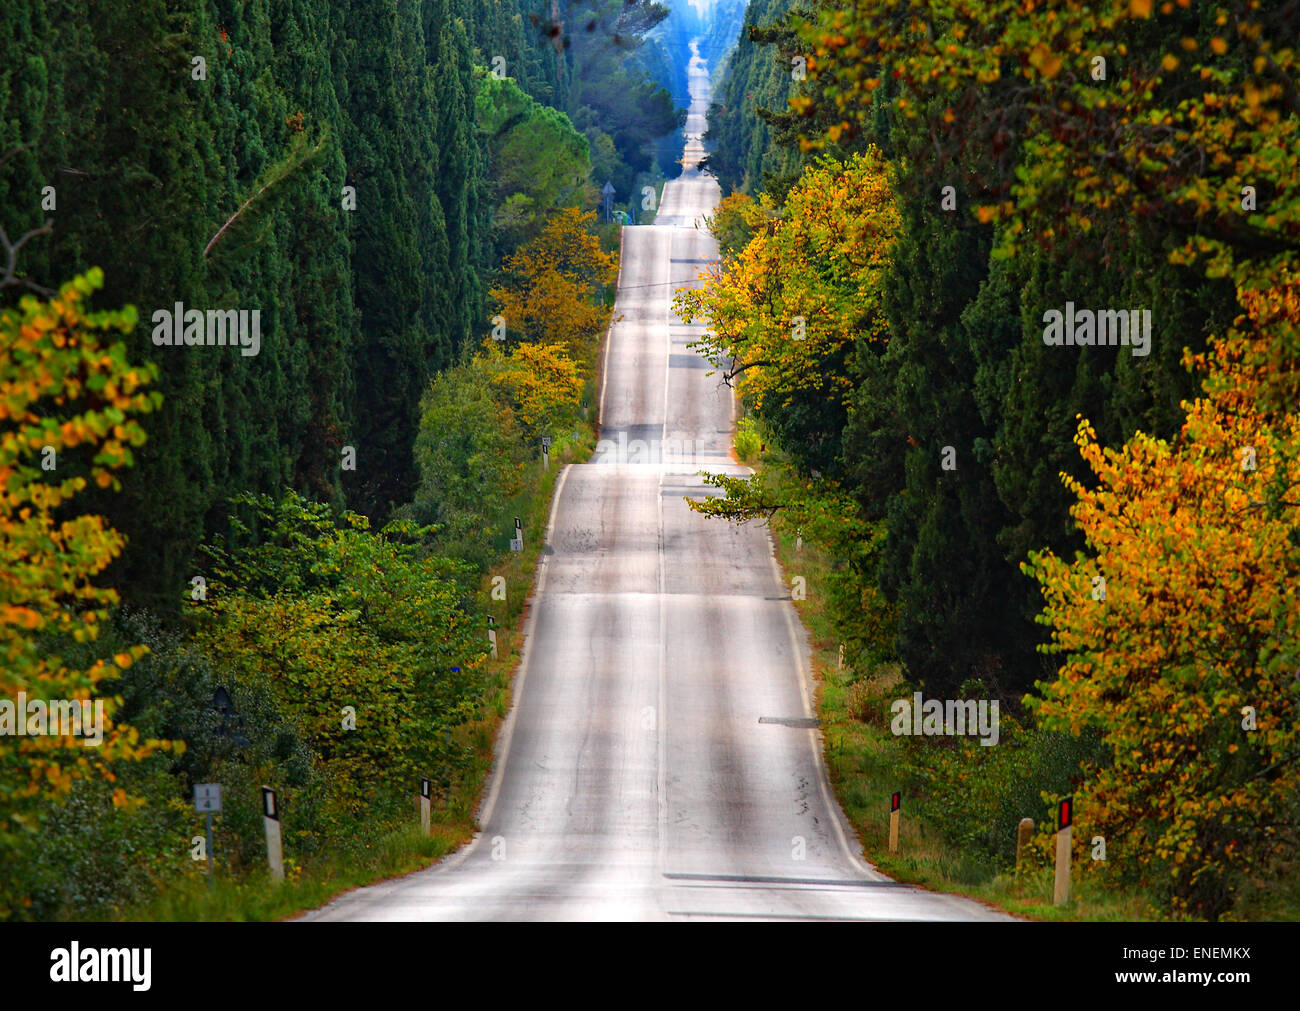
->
<box><xmin>799</xmin><ymin>1</ymin><xmax>1299</xmax><ymax>321</ymax></box>
<box><xmin>0</xmin><ymin>270</ymin><xmax>170</xmax><ymax>916</ymax></box>
<box><xmin>490</xmin><ymin>206</ymin><xmax>616</xmax><ymax>364</ymax></box>
<box><xmin>483</xmin><ymin>340</ymin><xmax>585</xmax><ymax>438</ymax></box>
<box><xmin>674</xmin><ymin>148</ymin><xmax>898</xmax><ymax>419</ymax></box>
<box><xmin>1025</xmin><ymin>278</ymin><xmax>1300</xmax><ymax>918</ymax></box>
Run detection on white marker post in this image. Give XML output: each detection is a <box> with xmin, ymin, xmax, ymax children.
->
<box><xmin>541</xmin><ymin>436</ymin><xmax>551</xmax><ymax>469</ymax></box>
<box><xmin>514</xmin><ymin>516</ymin><xmax>523</xmax><ymax>549</ymax></box>
<box><xmin>487</xmin><ymin>615</ymin><xmax>498</xmax><ymax>660</ymax></box>
<box><xmin>193</xmin><ymin>783</ymin><xmax>222</xmax><ymax>888</ymax></box>
<box><xmin>419</xmin><ymin>777</ymin><xmax>432</xmax><ymax>837</ymax></box>
<box><xmin>262</xmin><ymin>786</ymin><xmax>284</xmax><ymax>883</ymax></box>
<box><xmin>889</xmin><ymin>791</ymin><xmax>901</xmax><ymax>853</ymax></box>
<box><xmin>1054</xmin><ymin>796</ymin><xmax>1073</xmax><ymax>906</ymax></box>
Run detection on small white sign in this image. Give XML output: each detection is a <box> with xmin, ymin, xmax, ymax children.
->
<box><xmin>509</xmin><ymin>537</ymin><xmax>522</xmax><ymax>553</ymax></box>
<box><xmin>541</xmin><ymin>437</ymin><xmax>551</xmax><ymax>450</ymax></box>
<box><xmin>194</xmin><ymin>783</ymin><xmax>222</xmax><ymax>813</ymax></box>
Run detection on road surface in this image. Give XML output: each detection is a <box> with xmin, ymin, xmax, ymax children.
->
<box><xmin>304</xmin><ymin>41</ymin><xmax>1011</xmax><ymax>923</ymax></box>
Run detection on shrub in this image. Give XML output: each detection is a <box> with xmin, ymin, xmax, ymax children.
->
<box><xmin>193</xmin><ymin>491</ymin><xmax>486</xmax><ymax>830</ymax></box>
<box><xmin>734</xmin><ymin>417</ymin><xmax>761</xmax><ymax>461</ymax></box>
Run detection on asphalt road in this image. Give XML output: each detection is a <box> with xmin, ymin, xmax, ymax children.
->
<box><xmin>304</xmin><ymin>41</ymin><xmax>1011</xmax><ymax>922</ymax></box>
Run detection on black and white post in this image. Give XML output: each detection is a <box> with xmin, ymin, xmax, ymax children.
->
<box><xmin>541</xmin><ymin>435</ymin><xmax>551</xmax><ymax>469</ymax></box>
<box><xmin>1054</xmin><ymin>795</ymin><xmax>1073</xmax><ymax>906</ymax></box>
<box><xmin>487</xmin><ymin>615</ymin><xmax>498</xmax><ymax>660</ymax></box>
<box><xmin>419</xmin><ymin>777</ymin><xmax>432</xmax><ymax>837</ymax></box>
<box><xmin>262</xmin><ymin>786</ymin><xmax>284</xmax><ymax>883</ymax></box>
<box><xmin>889</xmin><ymin>791</ymin><xmax>901</xmax><ymax>853</ymax></box>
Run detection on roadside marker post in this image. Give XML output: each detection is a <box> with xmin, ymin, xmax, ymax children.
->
<box><xmin>419</xmin><ymin>777</ymin><xmax>432</xmax><ymax>837</ymax></box>
<box><xmin>541</xmin><ymin>436</ymin><xmax>551</xmax><ymax>469</ymax></box>
<box><xmin>1054</xmin><ymin>796</ymin><xmax>1073</xmax><ymax>906</ymax></box>
<box><xmin>262</xmin><ymin>786</ymin><xmax>284</xmax><ymax>883</ymax></box>
<box><xmin>487</xmin><ymin>615</ymin><xmax>498</xmax><ymax>660</ymax></box>
<box><xmin>889</xmin><ymin>791</ymin><xmax>901</xmax><ymax>853</ymax></box>
<box><xmin>1016</xmin><ymin>817</ymin><xmax>1034</xmax><ymax>870</ymax></box>
<box><xmin>193</xmin><ymin>783</ymin><xmax>222</xmax><ymax>888</ymax></box>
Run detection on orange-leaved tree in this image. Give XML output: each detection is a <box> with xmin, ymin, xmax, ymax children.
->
<box><xmin>489</xmin><ymin>206</ymin><xmax>616</xmax><ymax>362</ymax></box>
<box><xmin>1024</xmin><ymin>277</ymin><xmax>1300</xmax><ymax>919</ymax></box>
<box><xmin>0</xmin><ymin>269</ymin><xmax>169</xmax><ymax>916</ymax></box>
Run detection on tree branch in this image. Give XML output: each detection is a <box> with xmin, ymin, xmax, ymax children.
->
<box><xmin>0</xmin><ymin>219</ymin><xmax>55</xmax><ymax>296</ymax></box>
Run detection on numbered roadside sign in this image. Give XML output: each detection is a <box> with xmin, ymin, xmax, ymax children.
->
<box><xmin>541</xmin><ymin>436</ymin><xmax>551</xmax><ymax>451</ymax></box>
<box><xmin>509</xmin><ymin>537</ymin><xmax>522</xmax><ymax>553</ymax></box>
<box><xmin>194</xmin><ymin>783</ymin><xmax>222</xmax><ymax>813</ymax></box>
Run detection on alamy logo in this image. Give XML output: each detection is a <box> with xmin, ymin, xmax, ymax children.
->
<box><xmin>890</xmin><ymin>692</ymin><xmax>1000</xmax><ymax>746</ymax></box>
<box><xmin>0</xmin><ymin>694</ymin><xmax>103</xmax><ymax>746</ymax></box>
<box><xmin>594</xmin><ymin>430</ymin><xmax>696</xmax><ymax>465</ymax></box>
<box><xmin>151</xmin><ymin>302</ymin><xmax>261</xmax><ymax>357</ymax></box>
<box><xmin>50</xmin><ymin>943</ymin><xmax>151</xmax><ymax>991</ymax></box>
<box><xmin>1042</xmin><ymin>302</ymin><xmax>1151</xmax><ymax>357</ymax></box>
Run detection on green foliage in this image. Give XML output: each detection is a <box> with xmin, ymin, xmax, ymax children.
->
<box><xmin>193</xmin><ymin>491</ymin><xmax>485</xmax><ymax>830</ymax></box>
<box><xmin>0</xmin><ymin>0</ymin><xmax>627</xmax><ymax>605</ymax></box>
<box><xmin>701</xmin><ymin>0</ymin><xmax>1300</xmax><ymax>919</ymax></box>
<box><xmin>704</xmin><ymin>0</ymin><xmax>867</xmax><ymax>199</ymax></box>
<box><xmin>0</xmin><ymin>0</ymin><xmax>664</xmax><ymax>923</ymax></box>
<box><xmin>903</xmin><ymin>704</ymin><xmax>1107</xmax><ymax>870</ymax></box>
<box><xmin>477</xmin><ymin>71</ymin><xmax>593</xmax><ymax>259</ymax></box>
<box><xmin>733</xmin><ymin>417</ymin><xmax>761</xmax><ymax>461</ymax></box>
<box><xmin>704</xmin><ymin>1</ymin><xmax>1241</xmax><ymax>702</ymax></box>
<box><xmin>408</xmin><ymin>356</ymin><xmax>529</xmax><ymax>570</ymax></box>
<box><xmin>560</xmin><ymin>0</ymin><xmax>685</xmax><ymax>204</ymax></box>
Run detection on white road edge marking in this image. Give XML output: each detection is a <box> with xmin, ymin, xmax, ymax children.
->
<box><xmin>425</xmin><ymin>464</ymin><xmax>574</xmax><ymax>877</ymax></box>
<box><xmin>662</xmin><ymin>249</ymin><xmax>672</xmax><ymax>450</ymax></box>
<box><xmin>656</xmin><ymin>468</ymin><xmax>669</xmax><ymax>893</ymax></box>
<box><xmin>763</xmin><ymin>498</ymin><xmax>883</xmax><ymax>882</ymax></box>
